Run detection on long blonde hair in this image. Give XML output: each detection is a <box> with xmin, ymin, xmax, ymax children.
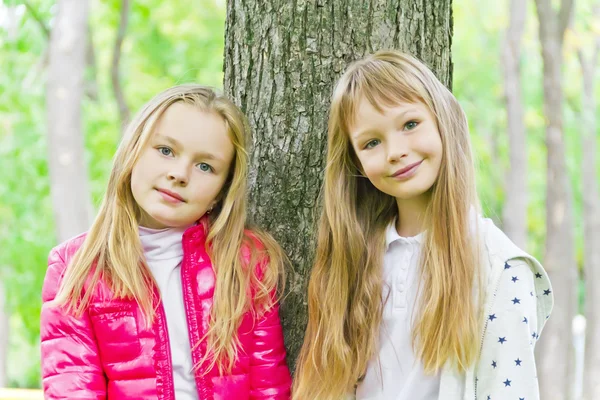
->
<box><xmin>53</xmin><ymin>84</ymin><xmax>285</xmax><ymax>374</ymax></box>
<box><xmin>293</xmin><ymin>51</ymin><xmax>481</xmax><ymax>400</ymax></box>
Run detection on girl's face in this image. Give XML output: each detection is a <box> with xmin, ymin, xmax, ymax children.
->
<box><xmin>348</xmin><ymin>99</ymin><xmax>443</xmax><ymax>204</ymax></box>
<box><xmin>131</xmin><ymin>102</ymin><xmax>235</xmax><ymax>229</ymax></box>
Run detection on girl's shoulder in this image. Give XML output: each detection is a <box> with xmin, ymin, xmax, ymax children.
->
<box><xmin>477</xmin><ymin>216</ymin><xmax>536</xmax><ymax>267</ymax></box>
<box><xmin>240</xmin><ymin>227</ymin><xmax>279</xmax><ymax>262</ymax></box>
<box><xmin>47</xmin><ymin>232</ymin><xmax>88</xmax><ymax>271</ymax></box>
<box><xmin>44</xmin><ymin>232</ymin><xmax>88</xmax><ymax>302</ymax></box>
<box><xmin>241</xmin><ymin>227</ymin><xmax>285</xmax><ymax>287</ymax></box>
<box><xmin>477</xmin><ymin>216</ymin><xmax>553</xmax><ymax>328</ymax></box>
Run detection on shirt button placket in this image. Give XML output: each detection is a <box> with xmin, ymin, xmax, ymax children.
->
<box><xmin>395</xmin><ymin>245</ymin><xmax>409</xmax><ymax>309</ymax></box>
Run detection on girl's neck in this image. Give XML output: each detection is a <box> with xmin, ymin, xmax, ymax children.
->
<box><xmin>395</xmin><ymin>193</ymin><xmax>430</xmax><ymax>238</ymax></box>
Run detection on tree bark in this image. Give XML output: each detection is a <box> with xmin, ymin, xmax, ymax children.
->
<box><xmin>111</xmin><ymin>0</ymin><xmax>130</xmax><ymax>133</ymax></box>
<box><xmin>223</xmin><ymin>0</ymin><xmax>452</xmax><ymax>370</ymax></box>
<box><xmin>533</xmin><ymin>1</ymin><xmax>577</xmax><ymax>399</ymax></box>
<box><xmin>47</xmin><ymin>0</ymin><xmax>93</xmax><ymax>243</ymax></box>
<box><xmin>501</xmin><ymin>0</ymin><xmax>528</xmax><ymax>249</ymax></box>
<box><xmin>578</xmin><ymin>9</ymin><xmax>600</xmax><ymax>397</ymax></box>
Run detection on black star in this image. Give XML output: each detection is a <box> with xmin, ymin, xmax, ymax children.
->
<box><xmin>491</xmin><ymin>360</ymin><xmax>497</xmax><ymax>368</ymax></box>
<box><xmin>532</xmin><ymin>332</ymin><xmax>537</xmax><ymax>339</ymax></box>
<box><xmin>487</xmin><ymin>396</ymin><xmax>491</xmax><ymax>400</ymax></box>
<box><xmin>512</xmin><ymin>297</ymin><xmax>521</xmax><ymax>304</ymax></box>
<box><xmin>488</xmin><ymin>314</ymin><xmax>497</xmax><ymax>321</ymax></box>
<box><xmin>523</xmin><ymin>317</ymin><xmax>528</xmax><ymax>323</ymax></box>
<box><xmin>503</xmin><ymin>379</ymin><xmax>511</xmax><ymax>387</ymax></box>
<box><xmin>520</xmin><ymin>398</ymin><xmax>525</xmax><ymax>400</ymax></box>
<box><xmin>498</xmin><ymin>337</ymin><xmax>507</xmax><ymax>344</ymax></box>
<box><xmin>535</xmin><ymin>272</ymin><xmax>542</xmax><ymax>278</ymax></box>
<box><xmin>511</xmin><ymin>276</ymin><xmax>519</xmax><ymax>282</ymax></box>
<box><xmin>515</xmin><ymin>358</ymin><xmax>522</xmax><ymax>366</ymax></box>
<box><xmin>505</xmin><ymin>262</ymin><xmax>511</xmax><ymax>269</ymax></box>
<box><xmin>543</xmin><ymin>289</ymin><xmax>552</xmax><ymax>296</ymax></box>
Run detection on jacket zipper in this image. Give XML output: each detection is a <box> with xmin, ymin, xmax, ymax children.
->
<box><xmin>474</xmin><ymin>263</ymin><xmax>504</xmax><ymax>399</ymax></box>
<box><xmin>181</xmin><ymin>239</ymin><xmax>212</xmax><ymax>399</ymax></box>
<box><xmin>158</xmin><ymin>299</ymin><xmax>176</xmax><ymax>399</ymax></box>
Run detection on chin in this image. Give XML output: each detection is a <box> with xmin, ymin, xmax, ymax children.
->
<box><xmin>143</xmin><ymin>214</ymin><xmax>179</xmax><ymax>229</ymax></box>
<box><xmin>391</xmin><ymin>189</ymin><xmax>430</xmax><ymax>201</ymax></box>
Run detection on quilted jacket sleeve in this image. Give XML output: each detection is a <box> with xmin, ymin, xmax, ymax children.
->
<box><xmin>248</xmin><ymin>294</ymin><xmax>292</xmax><ymax>400</ymax></box>
<box><xmin>474</xmin><ymin>258</ymin><xmax>553</xmax><ymax>400</ymax></box>
<box><xmin>40</xmin><ymin>246</ymin><xmax>107</xmax><ymax>399</ymax></box>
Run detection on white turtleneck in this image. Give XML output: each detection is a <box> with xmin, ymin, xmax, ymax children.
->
<box><xmin>139</xmin><ymin>225</ymin><xmax>198</xmax><ymax>400</ymax></box>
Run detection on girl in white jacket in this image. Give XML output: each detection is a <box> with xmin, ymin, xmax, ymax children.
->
<box><xmin>293</xmin><ymin>51</ymin><xmax>553</xmax><ymax>400</ymax></box>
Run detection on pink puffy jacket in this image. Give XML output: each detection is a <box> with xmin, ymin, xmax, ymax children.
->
<box><xmin>40</xmin><ymin>224</ymin><xmax>291</xmax><ymax>399</ymax></box>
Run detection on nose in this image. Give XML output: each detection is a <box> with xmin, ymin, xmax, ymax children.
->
<box><xmin>167</xmin><ymin>162</ymin><xmax>189</xmax><ymax>185</ymax></box>
<box><xmin>387</xmin><ymin>136</ymin><xmax>409</xmax><ymax>164</ymax></box>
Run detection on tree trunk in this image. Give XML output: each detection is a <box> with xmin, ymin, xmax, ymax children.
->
<box><xmin>501</xmin><ymin>0</ymin><xmax>527</xmax><ymax>249</ymax></box>
<box><xmin>47</xmin><ymin>0</ymin><xmax>93</xmax><ymax>243</ymax></box>
<box><xmin>223</xmin><ymin>0</ymin><xmax>452</xmax><ymax>370</ymax></box>
<box><xmin>578</xmin><ymin>22</ymin><xmax>600</xmax><ymax>400</ymax></box>
<box><xmin>533</xmin><ymin>1</ymin><xmax>577</xmax><ymax>399</ymax></box>
<box><xmin>85</xmin><ymin>25</ymin><xmax>99</xmax><ymax>101</ymax></box>
<box><xmin>0</xmin><ymin>282</ymin><xmax>7</xmax><ymax>387</ymax></box>
<box><xmin>111</xmin><ymin>0</ymin><xmax>130</xmax><ymax>133</ymax></box>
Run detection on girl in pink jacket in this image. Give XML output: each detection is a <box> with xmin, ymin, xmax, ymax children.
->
<box><xmin>40</xmin><ymin>85</ymin><xmax>291</xmax><ymax>400</ymax></box>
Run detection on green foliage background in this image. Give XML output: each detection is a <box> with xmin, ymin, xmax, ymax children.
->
<box><xmin>0</xmin><ymin>0</ymin><xmax>593</xmax><ymax>387</ymax></box>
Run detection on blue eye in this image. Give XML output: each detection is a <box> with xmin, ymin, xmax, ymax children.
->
<box><xmin>158</xmin><ymin>146</ymin><xmax>173</xmax><ymax>156</ymax></box>
<box><xmin>364</xmin><ymin>139</ymin><xmax>381</xmax><ymax>149</ymax></box>
<box><xmin>197</xmin><ymin>162</ymin><xmax>213</xmax><ymax>172</ymax></box>
<box><xmin>404</xmin><ymin>120</ymin><xmax>419</xmax><ymax>130</ymax></box>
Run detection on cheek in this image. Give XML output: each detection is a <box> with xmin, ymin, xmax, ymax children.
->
<box><xmin>130</xmin><ymin>162</ymin><xmax>152</xmax><ymax>192</ymax></box>
<box><xmin>432</xmin><ymin>141</ymin><xmax>444</xmax><ymax>169</ymax></box>
<box><xmin>190</xmin><ymin>175</ymin><xmax>227</xmax><ymax>203</ymax></box>
<box><xmin>428</xmin><ymin>144</ymin><xmax>443</xmax><ymax>182</ymax></box>
<box><xmin>131</xmin><ymin>152</ymin><xmax>156</xmax><ymax>182</ymax></box>
<box><xmin>130</xmin><ymin>166</ymin><xmax>142</xmax><ymax>194</ymax></box>
<box><xmin>359</xmin><ymin>156</ymin><xmax>385</xmax><ymax>180</ymax></box>
<box><xmin>421</xmin><ymin>129</ymin><xmax>443</xmax><ymax>158</ymax></box>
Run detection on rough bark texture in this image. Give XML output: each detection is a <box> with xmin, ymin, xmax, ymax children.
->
<box><xmin>0</xmin><ymin>282</ymin><xmax>7</xmax><ymax>387</ymax></box>
<box><xmin>533</xmin><ymin>1</ymin><xmax>577</xmax><ymax>399</ymax></box>
<box><xmin>578</xmin><ymin>22</ymin><xmax>600</xmax><ymax>400</ymax></box>
<box><xmin>47</xmin><ymin>0</ymin><xmax>93</xmax><ymax>243</ymax></box>
<box><xmin>501</xmin><ymin>0</ymin><xmax>528</xmax><ymax>249</ymax></box>
<box><xmin>223</xmin><ymin>0</ymin><xmax>452</xmax><ymax>370</ymax></box>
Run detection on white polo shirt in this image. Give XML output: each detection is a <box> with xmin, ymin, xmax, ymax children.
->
<box><xmin>355</xmin><ymin>222</ymin><xmax>440</xmax><ymax>400</ymax></box>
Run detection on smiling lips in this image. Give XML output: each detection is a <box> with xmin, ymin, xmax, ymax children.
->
<box><xmin>156</xmin><ymin>188</ymin><xmax>186</xmax><ymax>203</ymax></box>
<box><xmin>391</xmin><ymin>160</ymin><xmax>423</xmax><ymax>180</ymax></box>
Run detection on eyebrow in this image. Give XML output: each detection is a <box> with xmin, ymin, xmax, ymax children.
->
<box><xmin>351</xmin><ymin>107</ymin><xmax>420</xmax><ymax>141</ymax></box>
<box><xmin>155</xmin><ymin>134</ymin><xmax>225</xmax><ymax>162</ymax></box>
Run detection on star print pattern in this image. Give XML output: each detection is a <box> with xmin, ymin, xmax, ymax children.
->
<box><xmin>350</xmin><ymin>218</ymin><xmax>554</xmax><ymax>400</ymax></box>
<box><xmin>475</xmin><ymin>259</ymin><xmax>553</xmax><ymax>400</ymax></box>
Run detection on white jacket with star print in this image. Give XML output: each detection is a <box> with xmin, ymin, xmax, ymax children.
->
<box><xmin>438</xmin><ymin>216</ymin><xmax>554</xmax><ymax>400</ymax></box>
